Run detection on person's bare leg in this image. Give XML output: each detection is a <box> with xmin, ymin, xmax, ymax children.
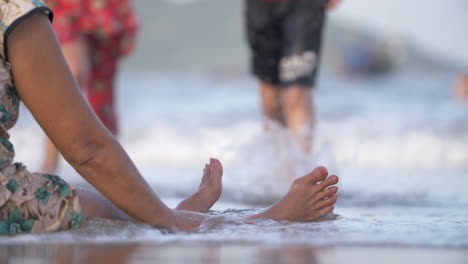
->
<box><xmin>248</xmin><ymin>166</ymin><xmax>338</xmax><ymax>222</ymax></box>
<box><xmin>259</xmin><ymin>81</ymin><xmax>285</xmax><ymax>129</ymax></box>
<box><xmin>176</xmin><ymin>158</ymin><xmax>223</xmax><ymax>213</ymax></box>
<box><xmin>281</xmin><ymin>86</ymin><xmax>314</xmax><ymax>153</ymax></box>
<box><xmin>77</xmin><ymin>187</ymin><xmax>134</xmax><ymax>221</ymax></box>
<box><xmin>40</xmin><ymin>37</ymin><xmax>90</xmax><ymax>173</ymax></box>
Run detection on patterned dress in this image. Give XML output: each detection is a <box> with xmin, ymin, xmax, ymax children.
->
<box><xmin>0</xmin><ymin>0</ymin><xmax>82</xmax><ymax>235</ymax></box>
<box><xmin>44</xmin><ymin>0</ymin><xmax>139</xmax><ymax>134</ymax></box>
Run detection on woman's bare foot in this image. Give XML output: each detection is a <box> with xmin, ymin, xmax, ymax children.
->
<box><xmin>250</xmin><ymin>166</ymin><xmax>339</xmax><ymax>222</ymax></box>
<box><xmin>175</xmin><ymin>158</ymin><xmax>223</xmax><ymax>213</ymax></box>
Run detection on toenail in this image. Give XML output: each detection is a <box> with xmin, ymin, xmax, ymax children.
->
<box><xmin>319</xmin><ymin>167</ymin><xmax>328</xmax><ymax>176</ymax></box>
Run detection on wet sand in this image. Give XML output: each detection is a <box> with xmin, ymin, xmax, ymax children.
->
<box><xmin>1</xmin><ymin>242</ymin><xmax>467</xmax><ymax>264</ymax></box>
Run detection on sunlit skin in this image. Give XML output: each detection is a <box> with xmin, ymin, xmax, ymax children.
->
<box><xmin>176</xmin><ymin>158</ymin><xmax>223</xmax><ymax>213</ymax></box>
<box><xmin>8</xmin><ymin>13</ymin><xmax>339</xmax><ymax>231</ymax></box>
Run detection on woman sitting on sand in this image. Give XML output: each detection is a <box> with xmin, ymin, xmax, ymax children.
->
<box><xmin>0</xmin><ymin>0</ymin><xmax>339</xmax><ymax>235</ymax></box>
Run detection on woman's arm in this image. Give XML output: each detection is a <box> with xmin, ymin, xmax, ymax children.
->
<box><xmin>7</xmin><ymin>13</ymin><xmax>339</xmax><ymax>230</ymax></box>
<box><xmin>7</xmin><ymin>12</ymin><xmax>199</xmax><ymax>229</ymax></box>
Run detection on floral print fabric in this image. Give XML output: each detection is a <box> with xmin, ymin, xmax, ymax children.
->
<box><xmin>44</xmin><ymin>0</ymin><xmax>138</xmax><ymax>56</ymax></box>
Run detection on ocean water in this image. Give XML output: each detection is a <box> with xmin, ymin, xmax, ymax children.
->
<box><xmin>5</xmin><ymin>70</ymin><xmax>468</xmax><ymax>248</ymax></box>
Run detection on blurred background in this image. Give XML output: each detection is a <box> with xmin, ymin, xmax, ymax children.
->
<box><xmin>13</xmin><ymin>0</ymin><xmax>468</xmax><ymax>205</ymax></box>
<box><xmin>6</xmin><ymin>0</ymin><xmax>468</xmax><ymax>247</ymax></box>
<box><xmin>125</xmin><ymin>0</ymin><xmax>468</xmax><ymax>74</ymax></box>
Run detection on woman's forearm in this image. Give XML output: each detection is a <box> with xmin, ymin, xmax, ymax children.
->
<box><xmin>71</xmin><ymin>137</ymin><xmax>178</xmax><ymax>228</ymax></box>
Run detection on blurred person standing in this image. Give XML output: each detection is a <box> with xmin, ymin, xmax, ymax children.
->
<box><xmin>245</xmin><ymin>0</ymin><xmax>340</xmax><ymax>153</ymax></box>
<box><xmin>41</xmin><ymin>0</ymin><xmax>138</xmax><ymax>173</ymax></box>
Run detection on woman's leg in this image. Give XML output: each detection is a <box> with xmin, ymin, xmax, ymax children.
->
<box><xmin>77</xmin><ymin>186</ymin><xmax>133</xmax><ymax>221</ymax></box>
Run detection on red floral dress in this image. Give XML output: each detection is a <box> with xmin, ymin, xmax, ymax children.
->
<box><xmin>45</xmin><ymin>0</ymin><xmax>139</xmax><ymax>134</ymax></box>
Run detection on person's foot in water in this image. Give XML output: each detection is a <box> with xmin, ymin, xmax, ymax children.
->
<box><xmin>250</xmin><ymin>166</ymin><xmax>339</xmax><ymax>222</ymax></box>
<box><xmin>176</xmin><ymin>158</ymin><xmax>223</xmax><ymax>213</ymax></box>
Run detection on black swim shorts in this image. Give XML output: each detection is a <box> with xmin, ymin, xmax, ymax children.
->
<box><xmin>245</xmin><ymin>0</ymin><xmax>327</xmax><ymax>88</ymax></box>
